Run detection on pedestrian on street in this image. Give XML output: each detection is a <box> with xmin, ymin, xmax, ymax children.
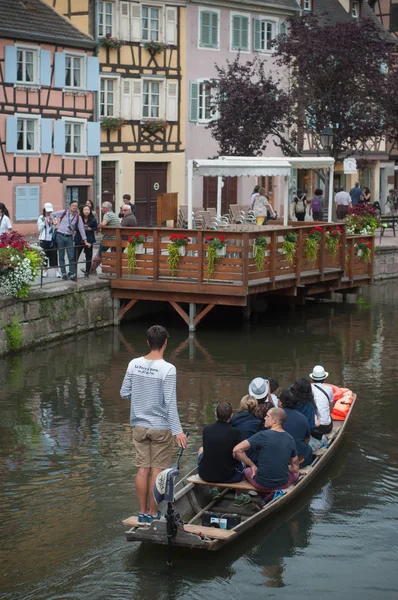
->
<box><xmin>75</xmin><ymin>205</ymin><xmax>97</xmax><ymax>277</ymax></box>
<box><xmin>37</xmin><ymin>203</ymin><xmax>58</xmax><ymax>277</ymax></box>
<box><xmin>51</xmin><ymin>200</ymin><xmax>90</xmax><ymax>281</ymax></box>
<box><xmin>0</xmin><ymin>203</ymin><xmax>12</xmax><ymax>234</ymax></box>
<box><xmin>85</xmin><ymin>199</ymin><xmax>98</xmax><ymax>221</ymax></box>
<box><xmin>349</xmin><ymin>181</ymin><xmax>363</xmax><ymax>206</ymax></box>
<box><xmin>293</xmin><ymin>190</ymin><xmax>307</xmax><ymax>222</ymax></box>
<box><xmin>120</xmin><ymin>325</ymin><xmax>188</xmax><ymax>524</ymax></box>
<box><xmin>335</xmin><ymin>187</ymin><xmax>352</xmax><ymax>220</ymax></box>
<box><xmin>311</xmin><ymin>189</ymin><xmax>324</xmax><ymax>222</ymax></box>
<box><xmin>90</xmin><ymin>201</ymin><xmax>120</xmax><ymax>274</ymax></box>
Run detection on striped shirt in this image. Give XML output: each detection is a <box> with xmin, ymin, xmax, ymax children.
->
<box><xmin>120</xmin><ymin>357</ymin><xmax>183</xmax><ymax>435</ymax></box>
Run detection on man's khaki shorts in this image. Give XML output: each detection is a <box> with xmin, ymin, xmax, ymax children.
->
<box><xmin>133</xmin><ymin>427</ymin><xmax>175</xmax><ymax>469</ymax></box>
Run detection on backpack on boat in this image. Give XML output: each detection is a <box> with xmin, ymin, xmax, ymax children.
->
<box><xmin>295</xmin><ymin>195</ymin><xmax>305</xmax><ymax>213</ymax></box>
<box><xmin>312</xmin><ymin>197</ymin><xmax>322</xmax><ymax>213</ymax></box>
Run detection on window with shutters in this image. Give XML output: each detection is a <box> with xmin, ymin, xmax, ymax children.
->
<box><xmin>142</xmin><ymin>6</ymin><xmax>161</xmax><ymax>41</ymax></box>
<box><xmin>65</xmin><ymin>54</ymin><xmax>85</xmax><ymax>89</ymax></box>
<box><xmin>199</xmin><ymin>9</ymin><xmax>219</xmax><ymax>49</ymax></box>
<box><xmin>198</xmin><ymin>82</ymin><xmax>212</xmax><ymax>122</ymax></box>
<box><xmin>16</xmin><ymin>46</ymin><xmax>39</xmax><ymax>85</ymax></box>
<box><xmin>16</xmin><ymin>115</ymin><xmax>40</xmax><ymax>154</ymax></box>
<box><xmin>231</xmin><ymin>14</ymin><xmax>250</xmax><ymax>51</ymax></box>
<box><xmin>253</xmin><ymin>19</ymin><xmax>277</xmax><ymax>53</ymax></box>
<box><xmin>99</xmin><ymin>1</ymin><xmax>114</xmax><ymax>36</ymax></box>
<box><xmin>15</xmin><ymin>186</ymin><xmax>40</xmax><ymax>222</ymax></box>
<box><xmin>64</xmin><ymin>119</ymin><xmax>86</xmax><ymax>156</ymax></box>
<box><xmin>142</xmin><ymin>80</ymin><xmax>161</xmax><ymax>118</ymax></box>
<box><xmin>351</xmin><ymin>1</ymin><xmax>360</xmax><ymax>18</ymax></box>
<box><xmin>100</xmin><ymin>78</ymin><xmax>117</xmax><ymax>117</ymax></box>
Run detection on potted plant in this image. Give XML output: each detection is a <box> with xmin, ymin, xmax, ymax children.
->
<box><xmin>126</xmin><ymin>232</ymin><xmax>148</xmax><ymax>273</ymax></box>
<box><xmin>0</xmin><ymin>230</ymin><xmax>45</xmax><ymax>298</ymax></box>
<box><xmin>144</xmin><ymin>40</ymin><xmax>169</xmax><ymax>54</ymax></box>
<box><xmin>101</xmin><ymin>117</ymin><xmax>126</xmax><ymax>131</ymax></box>
<box><xmin>281</xmin><ymin>231</ymin><xmax>297</xmax><ymax>263</ymax></box>
<box><xmin>167</xmin><ymin>234</ymin><xmax>191</xmax><ymax>276</ymax></box>
<box><xmin>253</xmin><ymin>236</ymin><xmax>268</xmax><ymax>272</ymax></box>
<box><xmin>346</xmin><ymin>203</ymin><xmax>380</xmax><ymax>235</ymax></box>
<box><xmin>305</xmin><ymin>226</ymin><xmax>323</xmax><ymax>262</ymax></box>
<box><xmin>356</xmin><ymin>238</ymin><xmax>372</xmax><ymax>262</ymax></box>
<box><xmin>100</xmin><ymin>34</ymin><xmax>125</xmax><ymax>49</ymax></box>
<box><xmin>142</xmin><ymin>119</ymin><xmax>168</xmax><ymax>134</ymax></box>
<box><xmin>205</xmin><ymin>235</ymin><xmax>226</xmax><ymax>277</ymax></box>
<box><xmin>325</xmin><ymin>226</ymin><xmax>342</xmax><ymax>256</ymax></box>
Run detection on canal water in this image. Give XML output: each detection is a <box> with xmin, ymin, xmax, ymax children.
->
<box><xmin>1</xmin><ymin>282</ymin><xmax>398</xmax><ymax>600</ymax></box>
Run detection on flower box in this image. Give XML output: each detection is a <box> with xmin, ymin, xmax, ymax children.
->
<box><xmin>216</xmin><ymin>247</ymin><xmax>226</xmax><ymax>258</ymax></box>
<box><xmin>178</xmin><ymin>246</ymin><xmax>186</xmax><ymax>257</ymax></box>
<box><xmin>135</xmin><ymin>243</ymin><xmax>144</xmax><ymax>254</ymax></box>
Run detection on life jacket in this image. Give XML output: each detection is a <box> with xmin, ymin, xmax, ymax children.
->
<box><xmin>330</xmin><ymin>388</ymin><xmax>354</xmax><ymax>420</ymax></box>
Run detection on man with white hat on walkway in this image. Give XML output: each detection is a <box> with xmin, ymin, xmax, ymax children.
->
<box><xmin>309</xmin><ymin>365</ymin><xmax>333</xmax><ymax>439</ymax></box>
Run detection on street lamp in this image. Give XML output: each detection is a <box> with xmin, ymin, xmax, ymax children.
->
<box><xmin>320</xmin><ymin>127</ymin><xmax>334</xmax><ymax>151</ymax></box>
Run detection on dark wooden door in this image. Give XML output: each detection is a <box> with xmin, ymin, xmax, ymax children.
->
<box><xmin>135</xmin><ymin>163</ymin><xmax>167</xmax><ymax>226</ymax></box>
<box><xmin>102</xmin><ymin>162</ymin><xmax>116</xmax><ymax>210</ymax></box>
<box><xmin>66</xmin><ymin>186</ymin><xmax>88</xmax><ymax>208</ymax></box>
<box><xmin>203</xmin><ymin>176</ymin><xmax>237</xmax><ymax>215</ymax></box>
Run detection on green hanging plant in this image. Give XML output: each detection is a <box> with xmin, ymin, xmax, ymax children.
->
<box><xmin>126</xmin><ymin>233</ymin><xmax>148</xmax><ymax>273</ymax></box>
<box><xmin>281</xmin><ymin>232</ymin><xmax>297</xmax><ymax>263</ymax></box>
<box><xmin>325</xmin><ymin>226</ymin><xmax>342</xmax><ymax>256</ymax></box>
<box><xmin>305</xmin><ymin>226</ymin><xmax>322</xmax><ymax>262</ymax></box>
<box><xmin>167</xmin><ymin>234</ymin><xmax>190</xmax><ymax>276</ymax></box>
<box><xmin>253</xmin><ymin>236</ymin><xmax>268</xmax><ymax>271</ymax></box>
<box><xmin>205</xmin><ymin>236</ymin><xmax>226</xmax><ymax>278</ymax></box>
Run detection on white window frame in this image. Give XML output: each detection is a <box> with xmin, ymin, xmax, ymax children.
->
<box><xmin>98</xmin><ymin>1</ymin><xmax>115</xmax><ymax>37</ymax></box>
<box><xmin>15</xmin><ymin>113</ymin><xmax>40</xmax><ymax>155</ymax></box>
<box><xmin>141</xmin><ymin>5</ymin><xmax>163</xmax><ymax>42</ymax></box>
<box><xmin>303</xmin><ymin>0</ymin><xmax>312</xmax><ymax>11</ymax></box>
<box><xmin>198</xmin><ymin>7</ymin><xmax>220</xmax><ymax>51</ymax></box>
<box><xmin>230</xmin><ymin>12</ymin><xmax>251</xmax><ymax>53</ymax></box>
<box><xmin>141</xmin><ymin>78</ymin><xmax>165</xmax><ymax>120</ymax></box>
<box><xmin>352</xmin><ymin>1</ymin><xmax>360</xmax><ymax>18</ymax></box>
<box><xmin>15</xmin><ymin>44</ymin><xmax>40</xmax><ymax>86</ymax></box>
<box><xmin>65</xmin><ymin>52</ymin><xmax>86</xmax><ymax>91</ymax></box>
<box><xmin>100</xmin><ymin>76</ymin><xmax>120</xmax><ymax>118</ymax></box>
<box><xmin>258</xmin><ymin>17</ymin><xmax>278</xmax><ymax>53</ymax></box>
<box><xmin>197</xmin><ymin>80</ymin><xmax>213</xmax><ymax>124</ymax></box>
<box><xmin>62</xmin><ymin>117</ymin><xmax>87</xmax><ymax>158</ymax></box>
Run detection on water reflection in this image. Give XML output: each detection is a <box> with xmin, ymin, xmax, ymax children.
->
<box><xmin>1</xmin><ymin>289</ymin><xmax>398</xmax><ymax>599</ymax></box>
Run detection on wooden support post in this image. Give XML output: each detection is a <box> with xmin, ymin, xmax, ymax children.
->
<box><xmin>153</xmin><ymin>229</ymin><xmax>159</xmax><ymax>281</ymax></box>
<box><xmin>369</xmin><ymin>237</ymin><xmax>375</xmax><ymax>281</ymax></box>
<box><xmin>295</xmin><ymin>228</ymin><xmax>303</xmax><ymax>285</ymax></box>
<box><xmin>270</xmin><ymin>231</ymin><xmax>277</xmax><ymax>288</ymax></box>
<box><xmin>117</xmin><ymin>299</ymin><xmax>137</xmax><ymax>321</ymax></box>
<box><xmin>340</xmin><ymin>225</ymin><xmax>347</xmax><ymax>276</ymax></box>
<box><xmin>242</xmin><ymin>232</ymin><xmax>249</xmax><ymax>288</ymax></box>
<box><xmin>194</xmin><ymin>304</ymin><xmax>215</xmax><ymax>326</ymax></box>
<box><xmin>348</xmin><ymin>238</ymin><xmax>354</xmax><ymax>283</ymax></box>
<box><xmin>197</xmin><ymin>230</ymin><xmax>203</xmax><ymax>285</ymax></box>
<box><xmin>319</xmin><ymin>227</ymin><xmax>325</xmax><ymax>280</ymax></box>
<box><xmin>169</xmin><ymin>301</ymin><xmax>190</xmax><ymax>326</ymax></box>
<box><xmin>116</xmin><ymin>228</ymin><xmax>122</xmax><ymax>279</ymax></box>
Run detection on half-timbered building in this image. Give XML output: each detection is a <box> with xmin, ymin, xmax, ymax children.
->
<box><xmin>0</xmin><ymin>0</ymin><xmax>100</xmax><ymax>235</ymax></box>
<box><xmin>46</xmin><ymin>0</ymin><xmax>186</xmax><ymax>226</ymax></box>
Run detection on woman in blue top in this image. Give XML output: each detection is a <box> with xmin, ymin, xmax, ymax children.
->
<box><xmin>75</xmin><ymin>205</ymin><xmax>97</xmax><ymax>277</ymax></box>
<box><xmin>292</xmin><ymin>377</ymin><xmax>319</xmax><ymax>432</ymax></box>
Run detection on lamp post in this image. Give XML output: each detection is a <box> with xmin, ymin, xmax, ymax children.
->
<box><xmin>320</xmin><ymin>128</ymin><xmax>335</xmax><ymax>222</ymax></box>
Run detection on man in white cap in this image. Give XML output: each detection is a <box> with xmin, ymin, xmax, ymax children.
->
<box><xmin>309</xmin><ymin>365</ymin><xmax>333</xmax><ymax>438</ymax></box>
<box><xmin>248</xmin><ymin>377</ymin><xmax>270</xmax><ymax>404</ymax></box>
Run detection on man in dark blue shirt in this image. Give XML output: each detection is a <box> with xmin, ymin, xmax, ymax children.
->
<box><xmin>349</xmin><ymin>181</ymin><xmax>363</xmax><ymax>206</ymax></box>
<box><xmin>279</xmin><ymin>389</ymin><xmax>313</xmax><ymax>467</ymax></box>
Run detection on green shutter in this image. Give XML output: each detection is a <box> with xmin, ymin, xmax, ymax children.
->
<box><xmin>189</xmin><ymin>81</ymin><xmax>199</xmax><ymax>122</ymax></box>
<box><xmin>232</xmin><ymin>15</ymin><xmax>241</xmax><ymax>50</ymax></box>
<box><xmin>279</xmin><ymin>20</ymin><xmax>287</xmax><ymax>36</ymax></box>
<box><xmin>200</xmin><ymin>11</ymin><xmax>210</xmax><ymax>47</ymax></box>
<box><xmin>241</xmin><ymin>16</ymin><xmax>249</xmax><ymax>50</ymax></box>
<box><xmin>211</xmin><ymin>12</ymin><xmax>218</xmax><ymax>48</ymax></box>
<box><xmin>253</xmin><ymin>18</ymin><xmax>261</xmax><ymax>52</ymax></box>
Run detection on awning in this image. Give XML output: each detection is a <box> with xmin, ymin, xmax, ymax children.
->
<box><xmin>218</xmin><ymin>156</ymin><xmax>335</xmax><ymax>170</ymax></box>
<box><xmin>193</xmin><ymin>158</ymin><xmax>292</xmax><ymax>178</ymax></box>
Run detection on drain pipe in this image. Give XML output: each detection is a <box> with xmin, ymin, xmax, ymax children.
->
<box><xmin>93</xmin><ymin>0</ymin><xmax>101</xmax><ymax>214</ymax></box>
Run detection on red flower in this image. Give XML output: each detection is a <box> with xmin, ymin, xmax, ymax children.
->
<box><xmin>331</xmin><ymin>231</ymin><xmax>337</xmax><ymax>237</ymax></box>
<box><xmin>219</xmin><ymin>235</ymin><xmax>225</xmax><ymax>243</ymax></box>
<box><xmin>134</xmin><ymin>232</ymin><xmax>139</xmax><ymax>238</ymax></box>
<box><xmin>187</xmin><ymin>238</ymin><xmax>191</xmax><ymax>242</ymax></box>
<box><xmin>144</xmin><ymin>233</ymin><xmax>148</xmax><ymax>237</ymax></box>
<box><xmin>366</xmin><ymin>242</ymin><xmax>372</xmax><ymax>248</ymax></box>
<box><xmin>360</xmin><ymin>238</ymin><xmax>365</xmax><ymax>243</ymax></box>
<box><xmin>205</xmin><ymin>237</ymin><xmax>212</xmax><ymax>242</ymax></box>
<box><xmin>127</xmin><ymin>236</ymin><xmax>133</xmax><ymax>243</ymax></box>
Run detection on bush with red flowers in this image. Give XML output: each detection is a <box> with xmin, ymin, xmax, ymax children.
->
<box><xmin>126</xmin><ymin>232</ymin><xmax>148</xmax><ymax>273</ymax></box>
<box><xmin>305</xmin><ymin>226</ymin><xmax>323</xmax><ymax>262</ymax></box>
<box><xmin>205</xmin><ymin>235</ymin><xmax>226</xmax><ymax>277</ymax></box>
<box><xmin>169</xmin><ymin>234</ymin><xmax>191</xmax><ymax>247</ymax></box>
<box><xmin>326</xmin><ymin>226</ymin><xmax>342</xmax><ymax>255</ymax></box>
<box><xmin>0</xmin><ymin>230</ymin><xmax>44</xmax><ymax>298</ymax></box>
<box><xmin>355</xmin><ymin>238</ymin><xmax>373</xmax><ymax>262</ymax></box>
<box><xmin>346</xmin><ymin>203</ymin><xmax>379</xmax><ymax>234</ymax></box>
<box><xmin>167</xmin><ymin>234</ymin><xmax>191</xmax><ymax>276</ymax></box>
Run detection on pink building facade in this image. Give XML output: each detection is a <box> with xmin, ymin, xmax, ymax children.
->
<box><xmin>0</xmin><ymin>0</ymin><xmax>99</xmax><ymax>235</ymax></box>
<box><xmin>185</xmin><ymin>0</ymin><xmax>299</xmax><ymax>216</ymax></box>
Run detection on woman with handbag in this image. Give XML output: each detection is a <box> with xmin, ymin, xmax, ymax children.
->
<box><xmin>37</xmin><ymin>203</ymin><xmax>59</xmax><ymax>277</ymax></box>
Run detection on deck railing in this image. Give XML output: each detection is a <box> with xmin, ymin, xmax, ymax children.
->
<box><xmin>101</xmin><ymin>223</ymin><xmax>374</xmax><ymax>290</ymax></box>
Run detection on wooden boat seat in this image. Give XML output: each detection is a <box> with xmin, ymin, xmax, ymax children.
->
<box><xmin>122</xmin><ymin>516</ymin><xmax>235</xmax><ymax>540</ymax></box>
<box><xmin>187</xmin><ymin>474</ymin><xmax>258</xmax><ymax>491</ymax></box>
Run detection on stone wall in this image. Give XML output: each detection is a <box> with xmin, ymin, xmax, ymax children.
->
<box><xmin>0</xmin><ymin>280</ymin><xmax>118</xmax><ymax>356</ymax></box>
<box><xmin>374</xmin><ymin>246</ymin><xmax>398</xmax><ymax>280</ymax></box>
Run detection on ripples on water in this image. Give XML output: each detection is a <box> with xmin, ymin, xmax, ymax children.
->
<box><xmin>1</xmin><ymin>282</ymin><xmax>398</xmax><ymax>599</ymax></box>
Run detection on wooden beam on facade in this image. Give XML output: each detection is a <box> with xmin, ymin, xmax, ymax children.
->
<box><xmin>169</xmin><ymin>301</ymin><xmax>190</xmax><ymax>326</ymax></box>
<box><xmin>118</xmin><ymin>299</ymin><xmax>137</xmax><ymax>321</ymax></box>
<box><xmin>194</xmin><ymin>304</ymin><xmax>215</xmax><ymax>326</ymax></box>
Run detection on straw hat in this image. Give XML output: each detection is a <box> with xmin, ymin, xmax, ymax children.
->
<box><xmin>248</xmin><ymin>377</ymin><xmax>269</xmax><ymax>400</ymax></box>
<box><xmin>309</xmin><ymin>365</ymin><xmax>329</xmax><ymax>380</ymax></box>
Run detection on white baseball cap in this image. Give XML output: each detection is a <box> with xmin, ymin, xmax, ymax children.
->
<box><xmin>44</xmin><ymin>203</ymin><xmax>54</xmax><ymax>212</ymax></box>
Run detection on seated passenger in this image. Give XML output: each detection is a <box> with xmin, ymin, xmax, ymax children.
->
<box><xmin>269</xmin><ymin>378</ymin><xmax>280</xmax><ymax>407</ymax></box>
<box><xmin>198</xmin><ymin>402</ymin><xmax>243</xmax><ymax>484</ymax></box>
<box><xmin>292</xmin><ymin>377</ymin><xmax>319</xmax><ymax>431</ymax></box>
<box><xmin>309</xmin><ymin>365</ymin><xmax>334</xmax><ymax>439</ymax></box>
<box><xmin>248</xmin><ymin>377</ymin><xmax>270</xmax><ymax>404</ymax></box>
<box><xmin>254</xmin><ymin>401</ymin><xmax>273</xmax><ymax>426</ymax></box>
<box><xmin>230</xmin><ymin>395</ymin><xmax>262</xmax><ymax>440</ymax></box>
<box><xmin>278</xmin><ymin>389</ymin><xmax>313</xmax><ymax>467</ymax></box>
<box><xmin>233</xmin><ymin>407</ymin><xmax>300</xmax><ymax>492</ymax></box>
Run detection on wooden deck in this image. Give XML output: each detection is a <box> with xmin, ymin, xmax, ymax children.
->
<box><xmin>101</xmin><ymin>223</ymin><xmax>374</xmax><ymax>328</ymax></box>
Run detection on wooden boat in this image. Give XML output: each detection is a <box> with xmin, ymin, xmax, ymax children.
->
<box><xmin>122</xmin><ymin>393</ymin><xmax>356</xmax><ymax>552</ymax></box>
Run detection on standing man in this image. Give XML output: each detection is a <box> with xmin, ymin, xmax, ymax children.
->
<box><xmin>334</xmin><ymin>187</ymin><xmax>352</xmax><ymax>220</ymax></box>
<box><xmin>119</xmin><ymin>193</ymin><xmax>136</xmax><ymax>218</ymax></box>
<box><xmin>91</xmin><ymin>201</ymin><xmax>120</xmax><ymax>273</ymax></box>
<box><xmin>120</xmin><ymin>204</ymin><xmax>138</xmax><ymax>227</ymax></box>
<box><xmin>349</xmin><ymin>180</ymin><xmax>363</xmax><ymax>207</ymax></box>
<box><xmin>51</xmin><ymin>200</ymin><xmax>90</xmax><ymax>280</ymax></box>
<box><xmin>120</xmin><ymin>325</ymin><xmax>188</xmax><ymax>523</ymax></box>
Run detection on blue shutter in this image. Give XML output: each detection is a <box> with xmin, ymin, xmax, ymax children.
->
<box><xmin>54</xmin><ymin>52</ymin><xmax>66</xmax><ymax>88</ymax></box>
<box><xmin>15</xmin><ymin>186</ymin><xmax>40</xmax><ymax>221</ymax></box>
<box><xmin>87</xmin><ymin>122</ymin><xmax>100</xmax><ymax>156</ymax></box>
<box><xmin>4</xmin><ymin>46</ymin><xmax>17</xmax><ymax>84</ymax></box>
<box><xmin>189</xmin><ymin>82</ymin><xmax>199</xmax><ymax>122</ymax></box>
<box><xmin>253</xmin><ymin>18</ymin><xmax>261</xmax><ymax>51</ymax></box>
<box><xmin>41</xmin><ymin>119</ymin><xmax>53</xmax><ymax>154</ymax></box>
<box><xmin>6</xmin><ymin>117</ymin><xmax>18</xmax><ymax>153</ymax></box>
<box><xmin>54</xmin><ymin>120</ymin><xmax>65</xmax><ymax>155</ymax></box>
<box><xmin>200</xmin><ymin>11</ymin><xmax>210</xmax><ymax>47</ymax></box>
<box><xmin>241</xmin><ymin>17</ymin><xmax>249</xmax><ymax>50</ymax></box>
<box><xmin>40</xmin><ymin>50</ymin><xmax>52</xmax><ymax>87</ymax></box>
<box><xmin>86</xmin><ymin>56</ymin><xmax>99</xmax><ymax>91</ymax></box>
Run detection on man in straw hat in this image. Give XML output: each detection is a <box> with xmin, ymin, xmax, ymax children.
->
<box><xmin>248</xmin><ymin>377</ymin><xmax>270</xmax><ymax>404</ymax></box>
<box><xmin>309</xmin><ymin>365</ymin><xmax>333</xmax><ymax>439</ymax></box>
